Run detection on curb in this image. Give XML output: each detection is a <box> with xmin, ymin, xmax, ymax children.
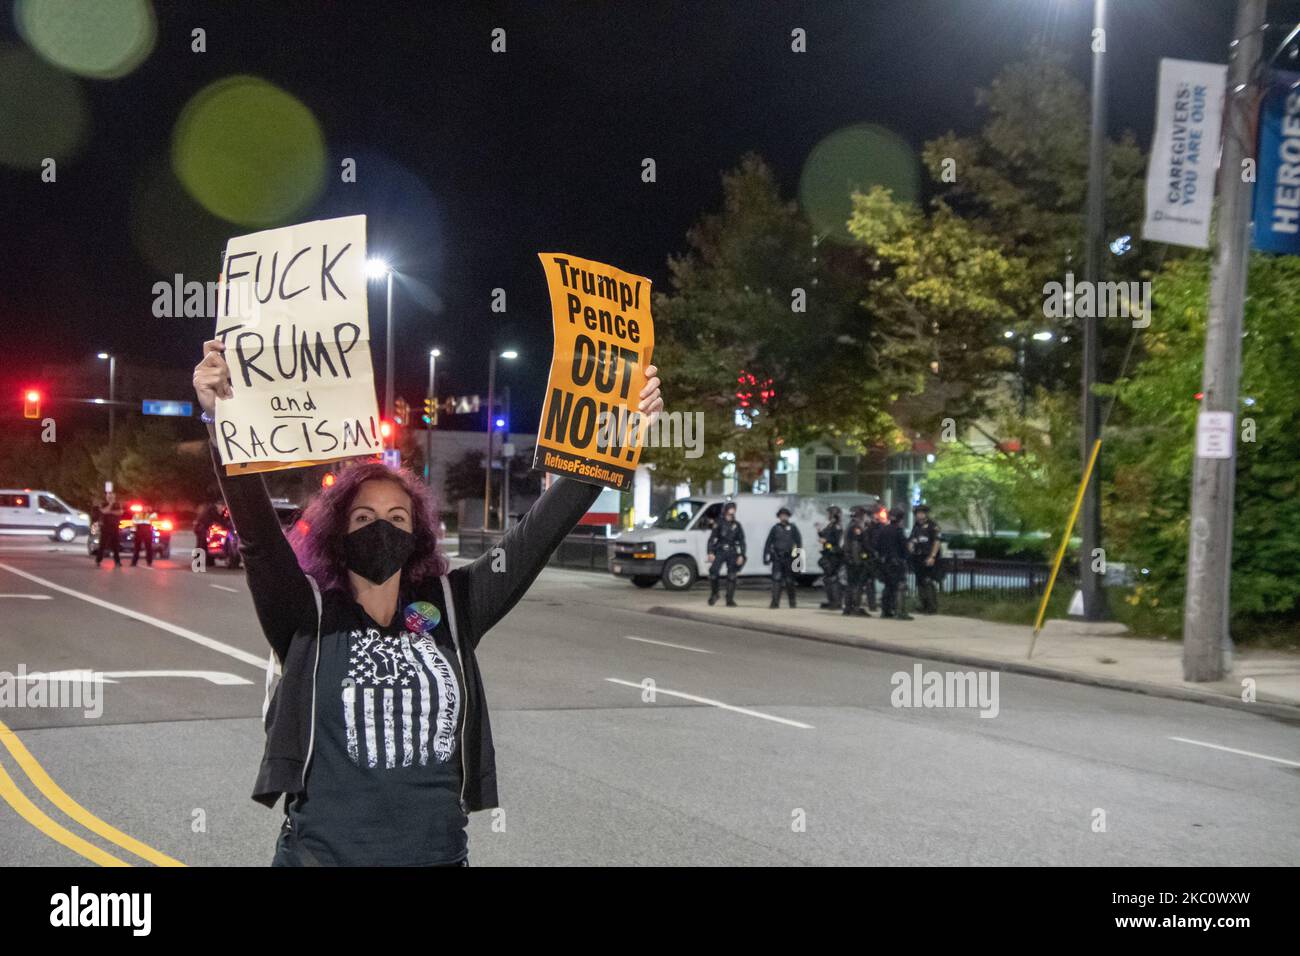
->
<box><xmin>647</xmin><ymin>606</ymin><xmax>1300</xmax><ymax>722</ymax></box>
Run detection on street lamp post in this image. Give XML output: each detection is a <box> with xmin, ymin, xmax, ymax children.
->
<box><xmin>482</xmin><ymin>349</ymin><xmax>517</xmax><ymax>530</ymax></box>
<box><xmin>501</xmin><ymin>385</ymin><xmax>512</xmax><ymax>529</ymax></box>
<box><xmin>97</xmin><ymin>352</ymin><xmax>116</xmax><ymax>491</ymax></box>
<box><xmin>425</xmin><ymin>348</ymin><xmax>440</xmax><ymax>485</ymax></box>
<box><xmin>366</xmin><ymin>259</ymin><xmax>395</xmax><ymax>421</ymax></box>
<box><xmin>1080</xmin><ymin>0</ymin><xmax>1109</xmax><ymax>621</ymax></box>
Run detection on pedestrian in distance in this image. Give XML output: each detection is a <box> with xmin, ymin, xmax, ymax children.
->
<box><xmin>706</xmin><ymin>502</ymin><xmax>746</xmax><ymax>607</ymax></box>
<box><xmin>909</xmin><ymin>503</ymin><xmax>943</xmax><ymax>615</ymax></box>
<box><xmin>815</xmin><ymin>506</ymin><xmax>844</xmax><ymax>609</ymax></box>
<box><xmin>194</xmin><ymin>338</ymin><xmax>663</xmax><ymax>866</ymax></box>
<box><xmin>841</xmin><ymin>506</ymin><xmax>870</xmax><ymax>617</ymax></box>
<box><xmin>763</xmin><ymin>507</ymin><xmax>802</xmax><ymax>609</ymax></box>
<box><xmin>878</xmin><ymin>505</ymin><xmax>913</xmax><ymax>621</ymax></box>
<box><xmin>94</xmin><ymin>491</ymin><xmax>123</xmax><ymax>568</ymax></box>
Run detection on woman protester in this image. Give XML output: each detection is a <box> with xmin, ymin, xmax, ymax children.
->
<box><xmin>193</xmin><ymin>338</ymin><xmax>663</xmax><ymax>866</ymax></box>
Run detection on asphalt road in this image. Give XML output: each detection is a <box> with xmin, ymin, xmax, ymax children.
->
<box><xmin>0</xmin><ymin>534</ymin><xmax>1296</xmax><ymax>866</ymax></box>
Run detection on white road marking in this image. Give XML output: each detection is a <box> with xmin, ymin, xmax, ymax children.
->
<box><xmin>623</xmin><ymin>635</ymin><xmax>713</xmax><ymax>654</ymax></box>
<box><xmin>0</xmin><ymin>562</ymin><xmax>266</xmax><ymax>670</ymax></box>
<box><xmin>0</xmin><ymin>594</ymin><xmax>52</xmax><ymax>600</ymax></box>
<box><xmin>19</xmin><ymin>670</ymin><xmax>254</xmax><ymax>686</ymax></box>
<box><xmin>210</xmin><ymin>584</ymin><xmax>240</xmax><ymax>594</ymax></box>
<box><xmin>1169</xmin><ymin>736</ymin><xmax>1300</xmax><ymax>768</ymax></box>
<box><xmin>605</xmin><ymin>677</ymin><xmax>813</xmax><ymax>729</ymax></box>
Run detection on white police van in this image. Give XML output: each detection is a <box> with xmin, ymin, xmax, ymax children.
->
<box><xmin>0</xmin><ymin>489</ymin><xmax>91</xmax><ymax>542</ymax></box>
<box><xmin>609</xmin><ymin>492</ymin><xmax>876</xmax><ymax>590</ymax></box>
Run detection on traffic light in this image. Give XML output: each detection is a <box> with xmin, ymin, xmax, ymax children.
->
<box><xmin>394</xmin><ymin>397</ymin><xmax>409</xmax><ymax>426</ymax></box>
<box><xmin>423</xmin><ymin>397</ymin><xmax>437</xmax><ymax>426</ymax></box>
<box><xmin>379</xmin><ymin>419</ymin><xmax>395</xmax><ymax>449</ymax></box>
<box><xmin>22</xmin><ymin>389</ymin><xmax>41</xmax><ymax>419</ymax></box>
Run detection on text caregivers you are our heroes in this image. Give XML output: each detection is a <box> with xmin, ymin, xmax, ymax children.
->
<box><xmin>534</xmin><ymin>253</ymin><xmax>655</xmax><ymax>491</ymax></box>
<box><xmin>213</xmin><ymin>215</ymin><xmax>383</xmax><ymax>474</ymax></box>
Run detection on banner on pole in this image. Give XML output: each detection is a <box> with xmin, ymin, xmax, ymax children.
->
<box><xmin>213</xmin><ymin>215</ymin><xmax>382</xmax><ymax>476</ymax></box>
<box><xmin>1252</xmin><ymin>70</ymin><xmax>1300</xmax><ymax>254</ymax></box>
<box><xmin>1142</xmin><ymin>58</ymin><xmax>1227</xmax><ymax>250</ymax></box>
<box><xmin>533</xmin><ymin>253</ymin><xmax>655</xmax><ymax>491</ymax></box>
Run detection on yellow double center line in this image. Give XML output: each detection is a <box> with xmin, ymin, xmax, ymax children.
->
<box><xmin>0</xmin><ymin>717</ymin><xmax>183</xmax><ymax>866</ymax></box>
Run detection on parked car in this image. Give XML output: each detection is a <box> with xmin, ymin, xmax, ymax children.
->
<box><xmin>86</xmin><ymin>502</ymin><xmax>174</xmax><ymax>559</ymax></box>
<box><xmin>0</xmin><ymin>489</ymin><xmax>91</xmax><ymax>542</ymax></box>
<box><xmin>204</xmin><ymin>498</ymin><xmax>301</xmax><ymax>569</ymax></box>
<box><xmin>609</xmin><ymin>492</ymin><xmax>878</xmax><ymax>590</ymax></box>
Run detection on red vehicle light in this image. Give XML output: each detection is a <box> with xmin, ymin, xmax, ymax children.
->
<box><xmin>129</xmin><ymin>503</ymin><xmax>143</xmax><ymax>513</ymax></box>
<box><xmin>157</xmin><ymin>519</ymin><xmax>174</xmax><ymax>532</ymax></box>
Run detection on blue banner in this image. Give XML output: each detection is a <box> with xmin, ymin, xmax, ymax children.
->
<box><xmin>1253</xmin><ymin>70</ymin><xmax>1300</xmax><ymax>255</ymax></box>
<box><xmin>141</xmin><ymin>400</ymin><xmax>193</xmax><ymax>417</ymax></box>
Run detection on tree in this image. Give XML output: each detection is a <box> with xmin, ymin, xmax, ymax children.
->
<box><xmin>920</xmin><ymin>444</ymin><xmax>1018</xmax><ymax>536</ymax></box>
<box><xmin>924</xmin><ymin>51</ymin><xmax>1158</xmax><ymax>394</ymax></box>
<box><xmin>1106</xmin><ymin>254</ymin><xmax>1300</xmax><ymax>630</ymax></box>
<box><xmin>847</xmin><ymin>186</ymin><xmax>1029</xmax><ymax>427</ymax></box>
<box><xmin>648</xmin><ymin>155</ymin><xmax>898</xmax><ymax>489</ymax></box>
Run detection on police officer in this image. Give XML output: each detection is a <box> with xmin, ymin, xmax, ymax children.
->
<box><xmin>706</xmin><ymin>502</ymin><xmax>746</xmax><ymax>607</ymax></box>
<box><xmin>763</xmin><ymin>507</ymin><xmax>802</xmax><ymax>609</ymax></box>
<box><xmin>877</xmin><ymin>505</ymin><xmax>913</xmax><ymax>621</ymax></box>
<box><xmin>841</xmin><ymin>507</ymin><xmax>870</xmax><ymax>617</ymax></box>
<box><xmin>909</xmin><ymin>504</ymin><xmax>942</xmax><ymax>614</ymax></box>
<box><xmin>130</xmin><ymin>504</ymin><xmax>156</xmax><ymax>567</ymax></box>
<box><xmin>863</xmin><ymin>506</ymin><xmax>888</xmax><ymax>612</ymax></box>
<box><xmin>815</xmin><ymin>506</ymin><xmax>844</xmax><ymax>609</ymax></box>
<box><xmin>93</xmin><ymin>491</ymin><xmax>123</xmax><ymax>568</ymax></box>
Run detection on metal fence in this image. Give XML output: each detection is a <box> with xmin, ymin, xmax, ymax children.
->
<box><xmin>455</xmin><ymin>532</ymin><xmax>1062</xmax><ymax>599</ymax></box>
<box><xmin>457</xmin><ymin>528</ymin><xmax>612</xmax><ymax>573</ymax></box>
<box><xmin>931</xmin><ymin>557</ymin><xmax>1058</xmax><ymax>598</ymax></box>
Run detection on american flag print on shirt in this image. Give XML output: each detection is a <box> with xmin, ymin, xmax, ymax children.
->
<box><xmin>342</xmin><ymin>628</ymin><xmax>460</xmax><ymax>770</ymax></box>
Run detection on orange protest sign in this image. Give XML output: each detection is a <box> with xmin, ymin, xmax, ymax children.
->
<box><xmin>533</xmin><ymin>253</ymin><xmax>655</xmax><ymax>491</ymax></box>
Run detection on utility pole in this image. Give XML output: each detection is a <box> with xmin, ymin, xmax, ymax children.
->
<box><xmin>1079</xmin><ymin>0</ymin><xmax>1109</xmax><ymax>622</ymax></box>
<box><xmin>1183</xmin><ymin>0</ymin><xmax>1265</xmax><ymax>681</ymax></box>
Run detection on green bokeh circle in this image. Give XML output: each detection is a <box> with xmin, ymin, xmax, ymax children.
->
<box><xmin>15</xmin><ymin>0</ymin><xmax>156</xmax><ymax>79</ymax></box>
<box><xmin>0</xmin><ymin>44</ymin><xmax>88</xmax><ymax>168</ymax></box>
<box><xmin>172</xmin><ymin>75</ymin><xmax>326</xmax><ymax>227</ymax></box>
<box><xmin>799</xmin><ymin>123</ymin><xmax>920</xmax><ymax>243</ymax></box>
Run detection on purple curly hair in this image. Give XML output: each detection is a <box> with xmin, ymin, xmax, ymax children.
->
<box><xmin>288</xmin><ymin>461</ymin><xmax>449</xmax><ymax>594</ymax></box>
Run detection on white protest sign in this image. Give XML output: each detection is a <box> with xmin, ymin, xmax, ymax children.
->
<box><xmin>213</xmin><ymin>215</ymin><xmax>382</xmax><ymax>474</ymax></box>
<box><xmin>1142</xmin><ymin>58</ymin><xmax>1226</xmax><ymax>250</ymax></box>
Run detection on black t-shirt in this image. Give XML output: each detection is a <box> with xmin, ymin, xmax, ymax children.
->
<box><xmin>288</xmin><ymin>597</ymin><xmax>468</xmax><ymax>866</ymax></box>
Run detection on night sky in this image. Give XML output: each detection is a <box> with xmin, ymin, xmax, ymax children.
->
<box><xmin>3</xmin><ymin>0</ymin><xmax>1293</xmax><ymax>433</ymax></box>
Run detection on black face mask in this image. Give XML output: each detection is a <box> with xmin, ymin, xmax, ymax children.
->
<box><xmin>343</xmin><ymin>519</ymin><xmax>417</xmax><ymax>585</ymax></box>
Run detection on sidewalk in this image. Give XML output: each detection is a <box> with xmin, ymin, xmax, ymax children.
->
<box><xmin>647</xmin><ymin>596</ymin><xmax>1300</xmax><ymax>718</ymax></box>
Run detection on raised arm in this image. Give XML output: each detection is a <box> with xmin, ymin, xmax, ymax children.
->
<box><xmin>195</xmin><ymin>339</ymin><xmax>317</xmax><ymax>662</ymax></box>
<box><xmin>449</xmin><ymin>477</ymin><xmax>601</xmax><ymax>647</ymax></box>
<box><xmin>450</xmin><ymin>362</ymin><xmax>663</xmax><ymax>647</ymax></box>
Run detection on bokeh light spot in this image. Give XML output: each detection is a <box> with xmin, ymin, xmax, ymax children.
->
<box><xmin>172</xmin><ymin>76</ymin><xmax>326</xmax><ymax>227</ymax></box>
<box><xmin>15</xmin><ymin>0</ymin><xmax>156</xmax><ymax>79</ymax></box>
<box><xmin>799</xmin><ymin>123</ymin><xmax>920</xmax><ymax>243</ymax></box>
<box><xmin>0</xmin><ymin>44</ymin><xmax>88</xmax><ymax>169</ymax></box>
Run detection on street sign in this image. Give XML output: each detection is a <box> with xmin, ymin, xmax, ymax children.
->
<box><xmin>382</xmin><ymin>449</ymin><xmax>401</xmax><ymax>469</ymax></box>
<box><xmin>142</xmin><ymin>399</ymin><xmax>193</xmax><ymax>417</ymax></box>
<box><xmin>1196</xmin><ymin>411</ymin><xmax>1235</xmax><ymax>459</ymax></box>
